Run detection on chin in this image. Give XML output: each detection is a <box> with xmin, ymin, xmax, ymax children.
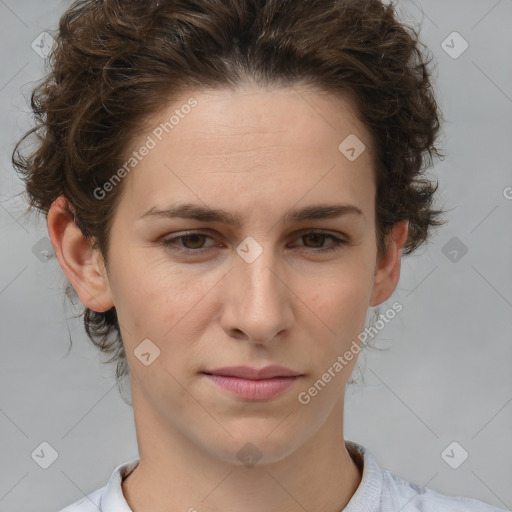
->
<box><xmin>205</xmin><ymin>423</ymin><xmax>307</xmax><ymax>467</ymax></box>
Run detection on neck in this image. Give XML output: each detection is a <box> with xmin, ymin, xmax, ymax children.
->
<box><xmin>122</xmin><ymin>386</ymin><xmax>362</xmax><ymax>512</ymax></box>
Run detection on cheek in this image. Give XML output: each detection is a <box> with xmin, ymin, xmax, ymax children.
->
<box><xmin>109</xmin><ymin>250</ymin><xmax>217</xmax><ymax>353</ymax></box>
<box><xmin>303</xmin><ymin>263</ymin><xmax>373</xmax><ymax>332</ymax></box>
<box><xmin>298</xmin><ymin>277</ymin><xmax>370</xmax><ymax>393</ymax></box>
<box><xmin>308</xmin><ymin>288</ymin><xmax>369</xmax><ymax>357</ymax></box>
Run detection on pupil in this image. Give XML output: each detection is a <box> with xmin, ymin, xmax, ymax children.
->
<box><xmin>185</xmin><ymin>234</ymin><xmax>204</xmax><ymax>248</ymax></box>
<box><xmin>306</xmin><ymin>234</ymin><xmax>324</xmax><ymax>247</ymax></box>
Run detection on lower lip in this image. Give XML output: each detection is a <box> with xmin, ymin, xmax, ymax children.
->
<box><xmin>202</xmin><ymin>374</ymin><xmax>300</xmax><ymax>400</ymax></box>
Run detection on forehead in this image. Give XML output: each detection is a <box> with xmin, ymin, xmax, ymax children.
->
<box><xmin>117</xmin><ymin>85</ymin><xmax>376</xmax><ymax>224</ymax></box>
<box><xmin>144</xmin><ymin>85</ymin><xmax>371</xmax><ymax>158</ymax></box>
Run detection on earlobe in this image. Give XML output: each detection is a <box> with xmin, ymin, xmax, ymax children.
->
<box><xmin>369</xmin><ymin>220</ymin><xmax>409</xmax><ymax>307</ymax></box>
<box><xmin>47</xmin><ymin>196</ymin><xmax>114</xmax><ymax>313</ymax></box>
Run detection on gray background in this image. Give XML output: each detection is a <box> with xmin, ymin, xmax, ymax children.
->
<box><xmin>1</xmin><ymin>0</ymin><xmax>511</xmax><ymax>511</ymax></box>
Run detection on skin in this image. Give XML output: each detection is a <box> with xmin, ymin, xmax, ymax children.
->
<box><xmin>47</xmin><ymin>85</ymin><xmax>408</xmax><ymax>512</ymax></box>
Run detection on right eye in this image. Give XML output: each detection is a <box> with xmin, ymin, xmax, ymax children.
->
<box><xmin>159</xmin><ymin>231</ymin><xmax>218</xmax><ymax>255</ymax></box>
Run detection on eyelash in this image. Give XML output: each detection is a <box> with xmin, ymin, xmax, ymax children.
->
<box><xmin>158</xmin><ymin>230</ymin><xmax>348</xmax><ymax>256</ymax></box>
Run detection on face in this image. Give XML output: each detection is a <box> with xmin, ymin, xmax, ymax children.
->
<box><xmin>55</xmin><ymin>85</ymin><xmax>406</xmax><ymax>466</ymax></box>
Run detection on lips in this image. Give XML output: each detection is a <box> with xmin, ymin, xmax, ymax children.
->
<box><xmin>202</xmin><ymin>365</ymin><xmax>301</xmax><ymax>379</ymax></box>
<box><xmin>201</xmin><ymin>365</ymin><xmax>303</xmax><ymax>400</ymax></box>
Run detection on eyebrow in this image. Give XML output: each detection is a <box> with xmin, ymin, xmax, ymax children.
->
<box><xmin>138</xmin><ymin>202</ymin><xmax>365</xmax><ymax>225</ymax></box>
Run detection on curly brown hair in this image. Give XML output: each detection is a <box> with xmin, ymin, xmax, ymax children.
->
<box><xmin>12</xmin><ymin>0</ymin><xmax>446</xmax><ymax>388</ymax></box>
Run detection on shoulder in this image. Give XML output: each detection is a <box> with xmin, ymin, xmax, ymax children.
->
<box><xmin>380</xmin><ymin>468</ymin><xmax>506</xmax><ymax>512</ymax></box>
<box><xmin>56</xmin><ymin>457</ymin><xmax>139</xmax><ymax>512</ymax></box>
<box><xmin>345</xmin><ymin>441</ymin><xmax>506</xmax><ymax>512</ymax></box>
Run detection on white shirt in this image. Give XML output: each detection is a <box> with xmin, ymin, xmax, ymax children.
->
<box><xmin>58</xmin><ymin>441</ymin><xmax>506</xmax><ymax>511</ymax></box>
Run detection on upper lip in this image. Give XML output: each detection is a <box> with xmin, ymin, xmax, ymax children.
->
<box><xmin>203</xmin><ymin>365</ymin><xmax>301</xmax><ymax>379</ymax></box>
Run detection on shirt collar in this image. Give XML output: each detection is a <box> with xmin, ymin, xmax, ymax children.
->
<box><xmin>99</xmin><ymin>457</ymin><xmax>139</xmax><ymax>512</ymax></box>
<box><xmin>98</xmin><ymin>441</ymin><xmax>382</xmax><ymax>511</ymax></box>
<box><xmin>344</xmin><ymin>440</ymin><xmax>383</xmax><ymax>512</ymax></box>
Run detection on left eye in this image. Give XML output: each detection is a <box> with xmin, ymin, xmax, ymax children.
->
<box><xmin>159</xmin><ymin>231</ymin><xmax>348</xmax><ymax>255</ymax></box>
<box><xmin>296</xmin><ymin>232</ymin><xmax>344</xmax><ymax>251</ymax></box>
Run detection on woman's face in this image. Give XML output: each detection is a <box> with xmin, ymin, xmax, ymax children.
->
<box><xmin>91</xmin><ymin>86</ymin><xmax>405</xmax><ymax>464</ymax></box>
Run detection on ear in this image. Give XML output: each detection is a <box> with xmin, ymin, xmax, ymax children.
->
<box><xmin>369</xmin><ymin>220</ymin><xmax>409</xmax><ymax>307</ymax></box>
<box><xmin>47</xmin><ymin>196</ymin><xmax>114</xmax><ymax>313</ymax></box>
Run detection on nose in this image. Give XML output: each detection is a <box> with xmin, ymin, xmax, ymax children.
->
<box><xmin>219</xmin><ymin>243</ymin><xmax>294</xmax><ymax>345</ymax></box>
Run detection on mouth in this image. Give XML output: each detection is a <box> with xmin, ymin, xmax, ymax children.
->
<box><xmin>201</xmin><ymin>365</ymin><xmax>303</xmax><ymax>400</ymax></box>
